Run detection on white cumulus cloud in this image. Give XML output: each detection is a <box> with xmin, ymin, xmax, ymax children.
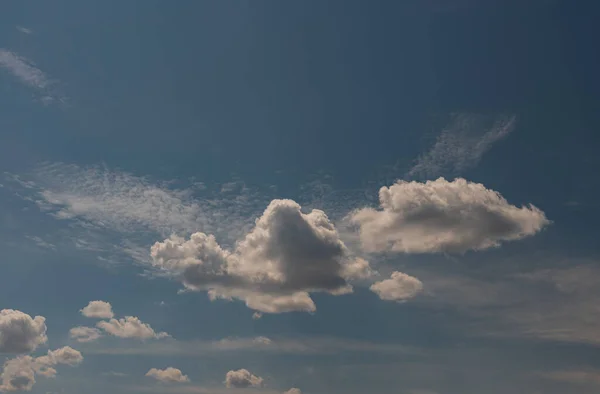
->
<box><xmin>350</xmin><ymin>178</ymin><xmax>549</xmax><ymax>254</ymax></box>
<box><xmin>370</xmin><ymin>272</ymin><xmax>423</xmax><ymax>302</ymax></box>
<box><xmin>150</xmin><ymin>199</ymin><xmax>373</xmax><ymax>314</ymax></box>
<box><xmin>0</xmin><ymin>310</ymin><xmax>48</xmax><ymax>354</ymax></box>
<box><xmin>96</xmin><ymin>316</ymin><xmax>169</xmax><ymax>339</ymax></box>
<box><xmin>145</xmin><ymin>367</ymin><xmax>190</xmax><ymax>383</ymax></box>
<box><xmin>69</xmin><ymin>326</ymin><xmax>102</xmax><ymax>343</ymax></box>
<box><xmin>284</xmin><ymin>389</ymin><xmax>302</xmax><ymax>394</ymax></box>
<box><xmin>80</xmin><ymin>301</ymin><xmax>114</xmax><ymax>319</ymax></box>
<box><xmin>0</xmin><ymin>346</ymin><xmax>82</xmax><ymax>392</ymax></box>
<box><xmin>224</xmin><ymin>369</ymin><xmax>263</xmax><ymax>388</ymax></box>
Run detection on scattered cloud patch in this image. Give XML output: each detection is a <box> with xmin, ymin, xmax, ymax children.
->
<box><xmin>150</xmin><ymin>199</ymin><xmax>373</xmax><ymax>314</ymax></box>
<box><xmin>16</xmin><ymin>26</ymin><xmax>33</xmax><ymax>35</ymax></box>
<box><xmin>370</xmin><ymin>272</ymin><xmax>423</xmax><ymax>302</ymax></box>
<box><xmin>350</xmin><ymin>178</ymin><xmax>549</xmax><ymax>254</ymax></box>
<box><xmin>408</xmin><ymin>113</ymin><xmax>516</xmax><ymax>179</ymax></box>
<box><xmin>96</xmin><ymin>316</ymin><xmax>169</xmax><ymax>339</ymax></box>
<box><xmin>0</xmin><ymin>310</ymin><xmax>47</xmax><ymax>354</ymax></box>
<box><xmin>0</xmin><ymin>346</ymin><xmax>82</xmax><ymax>392</ymax></box>
<box><xmin>0</xmin><ymin>49</ymin><xmax>64</xmax><ymax>104</ymax></box>
<box><xmin>25</xmin><ymin>236</ymin><xmax>56</xmax><ymax>250</ymax></box>
<box><xmin>224</xmin><ymin>369</ymin><xmax>263</xmax><ymax>388</ymax></box>
<box><xmin>283</xmin><ymin>389</ymin><xmax>301</xmax><ymax>394</ymax></box>
<box><xmin>80</xmin><ymin>301</ymin><xmax>114</xmax><ymax>319</ymax></box>
<box><xmin>146</xmin><ymin>367</ymin><xmax>190</xmax><ymax>383</ymax></box>
<box><xmin>69</xmin><ymin>326</ymin><xmax>102</xmax><ymax>343</ymax></box>
<box><xmin>540</xmin><ymin>369</ymin><xmax>600</xmax><ymax>386</ymax></box>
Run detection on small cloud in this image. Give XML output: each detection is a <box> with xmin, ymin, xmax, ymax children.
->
<box><xmin>0</xmin><ymin>49</ymin><xmax>65</xmax><ymax>104</ymax></box>
<box><xmin>539</xmin><ymin>369</ymin><xmax>600</xmax><ymax>386</ymax></box>
<box><xmin>96</xmin><ymin>316</ymin><xmax>169</xmax><ymax>340</ymax></box>
<box><xmin>252</xmin><ymin>312</ymin><xmax>263</xmax><ymax>320</ymax></box>
<box><xmin>69</xmin><ymin>326</ymin><xmax>102</xmax><ymax>343</ymax></box>
<box><xmin>284</xmin><ymin>389</ymin><xmax>301</xmax><ymax>394</ymax></box>
<box><xmin>370</xmin><ymin>272</ymin><xmax>423</xmax><ymax>302</ymax></box>
<box><xmin>81</xmin><ymin>301</ymin><xmax>114</xmax><ymax>319</ymax></box>
<box><xmin>102</xmin><ymin>371</ymin><xmax>128</xmax><ymax>377</ymax></box>
<box><xmin>16</xmin><ymin>26</ymin><xmax>33</xmax><ymax>35</ymax></box>
<box><xmin>25</xmin><ymin>235</ymin><xmax>56</xmax><ymax>250</ymax></box>
<box><xmin>408</xmin><ymin>113</ymin><xmax>516</xmax><ymax>179</ymax></box>
<box><xmin>224</xmin><ymin>369</ymin><xmax>263</xmax><ymax>388</ymax></box>
<box><xmin>146</xmin><ymin>367</ymin><xmax>189</xmax><ymax>383</ymax></box>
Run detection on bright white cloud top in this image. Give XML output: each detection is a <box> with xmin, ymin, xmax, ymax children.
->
<box><xmin>224</xmin><ymin>368</ymin><xmax>264</xmax><ymax>388</ymax></box>
<box><xmin>370</xmin><ymin>272</ymin><xmax>424</xmax><ymax>302</ymax></box>
<box><xmin>145</xmin><ymin>367</ymin><xmax>190</xmax><ymax>383</ymax></box>
<box><xmin>0</xmin><ymin>310</ymin><xmax>48</xmax><ymax>354</ymax></box>
<box><xmin>96</xmin><ymin>316</ymin><xmax>169</xmax><ymax>339</ymax></box>
<box><xmin>350</xmin><ymin>178</ymin><xmax>549</xmax><ymax>254</ymax></box>
<box><xmin>150</xmin><ymin>199</ymin><xmax>373</xmax><ymax>314</ymax></box>
<box><xmin>80</xmin><ymin>301</ymin><xmax>114</xmax><ymax>319</ymax></box>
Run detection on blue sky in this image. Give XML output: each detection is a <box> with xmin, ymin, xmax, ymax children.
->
<box><xmin>1</xmin><ymin>1</ymin><xmax>600</xmax><ymax>393</ymax></box>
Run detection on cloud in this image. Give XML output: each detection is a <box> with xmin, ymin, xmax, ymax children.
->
<box><xmin>12</xmin><ymin>163</ymin><xmax>266</xmax><ymax>240</ymax></box>
<box><xmin>80</xmin><ymin>301</ymin><xmax>114</xmax><ymax>319</ymax></box>
<box><xmin>146</xmin><ymin>367</ymin><xmax>190</xmax><ymax>383</ymax></box>
<box><xmin>150</xmin><ymin>199</ymin><xmax>373</xmax><ymax>314</ymax></box>
<box><xmin>0</xmin><ymin>310</ymin><xmax>48</xmax><ymax>354</ymax></box>
<box><xmin>350</xmin><ymin>178</ymin><xmax>549</xmax><ymax>254</ymax></box>
<box><xmin>78</xmin><ymin>336</ymin><xmax>417</xmax><ymax>357</ymax></box>
<box><xmin>69</xmin><ymin>326</ymin><xmax>102</xmax><ymax>343</ymax></box>
<box><xmin>370</xmin><ymin>272</ymin><xmax>423</xmax><ymax>302</ymax></box>
<box><xmin>0</xmin><ymin>346</ymin><xmax>82</xmax><ymax>392</ymax></box>
<box><xmin>283</xmin><ymin>389</ymin><xmax>301</xmax><ymax>394</ymax></box>
<box><xmin>540</xmin><ymin>369</ymin><xmax>600</xmax><ymax>386</ymax></box>
<box><xmin>96</xmin><ymin>316</ymin><xmax>169</xmax><ymax>339</ymax></box>
<box><xmin>0</xmin><ymin>49</ymin><xmax>64</xmax><ymax>104</ymax></box>
<box><xmin>224</xmin><ymin>369</ymin><xmax>263</xmax><ymax>388</ymax></box>
<box><xmin>415</xmin><ymin>262</ymin><xmax>600</xmax><ymax>347</ymax></box>
<box><xmin>7</xmin><ymin>164</ymin><xmax>273</xmax><ymax>266</ymax></box>
<box><xmin>407</xmin><ymin>113</ymin><xmax>516</xmax><ymax>179</ymax></box>
<box><xmin>16</xmin><ymin>26</ymin><xmax>33</xmax><ymax>35</ymax></box>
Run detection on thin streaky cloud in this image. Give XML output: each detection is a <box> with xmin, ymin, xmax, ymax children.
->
<box><xmin>407</xmin><ymin>113</ymin><xmax>517</xmax><ymax>179</ymax></box>
<box><xmin>0</xmin><ymin>49</ymin><xmax>66</xmax><ymax>104</ymax></box>
<box><xmin>16</xmin><ymin>26</ymin><xmax>33</xmax><ymax>35</ymax></box>
<box><xmin>78</xmin><ymin>336</ymin><xmax>419</xmax><ymax>357</ymax></box>
<box><xmin>0</xmin><ymin>49</ymin><xmax>50</xmax><ymax>89</ymax></box>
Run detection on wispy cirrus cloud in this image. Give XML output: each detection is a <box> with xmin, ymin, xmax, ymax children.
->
<box><xmin>0</xmin><ymin>49</ymin><xmax>65</xmax><ymax>104</ymax></box>
<box><xmin>78</xmin><ymin>336</ymin><xmax>418</xmax><ymax>357</ymax></box>
<box><xmin>407</xmin><ymin>113</ymin><xmax>516</xmax><ymax>179</ymax></box>
<box><xmin>16</xmin><ymin>26</ymin><xmax>33</xmax><ymax>35</ymax></box>
<box><xmin>6</xmin><ymin>163</ymin><xmax>271</xmax><ymax>264</ymax></box>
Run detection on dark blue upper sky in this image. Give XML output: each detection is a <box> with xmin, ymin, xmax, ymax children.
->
<box><xmin>1</xmin><ymin>1</ymin><xmax>600</xmax><ymax>394</ymax></box>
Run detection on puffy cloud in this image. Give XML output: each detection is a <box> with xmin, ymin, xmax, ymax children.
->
<box><xmin>80</xmin><ymin>301</ymin><xmax>114</xmax><ymax>319</ymax></box>
<box><xmin>370</xmin><ymin>272</ymin><xmax>423</xmax><ymax>302</ymax></box>
<box><xmin>69</xmin><ymin>326</ymin><xmax>102</xmax><ymax>343</ymax></box>
<box><xmin>0</xmin><ymin>357</ymin><xmax>35</xmax><ymax>392</ymax></box>
<box><xmin>96</xmin><ymin>316</ymin><xmax>169</xmax><ymax>339</ymax></box>
<box><xmin>350</xmin><ymin>178</ymin><xmax>549</xmax><ymax>254</ymax></box>
<box><xmin>145</xmin><ymin>367</ymin><xmax>189</xmax><ymax>383</ymax></box>
<box><xmin>150</xmin><ymin>199</ymin><xmax>373</xmax><ymax>314</ymax></box>
<box><xmin>0</xmin><ymin>347</ymin><xmax>82</xmax><ymax>392</ymax></box>
<box><xmin>224</xmin><ymin>369</ymin><xmax>263</xmax><ymax>388</ymax></box>
<box><xmin>284</xmin><ymin>389</ymin><xmax>302</xmax><ymax>394</ymax></box>
<box><xmin>0</xmin><ymin>310</ymin><xmax>47</xmax><ymax>354</ymax></box>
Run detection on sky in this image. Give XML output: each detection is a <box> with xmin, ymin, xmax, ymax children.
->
<box><xmin>1</xmin><ymin>1</ymin><xmax>600</xmax><ymax>393</ymax></box>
